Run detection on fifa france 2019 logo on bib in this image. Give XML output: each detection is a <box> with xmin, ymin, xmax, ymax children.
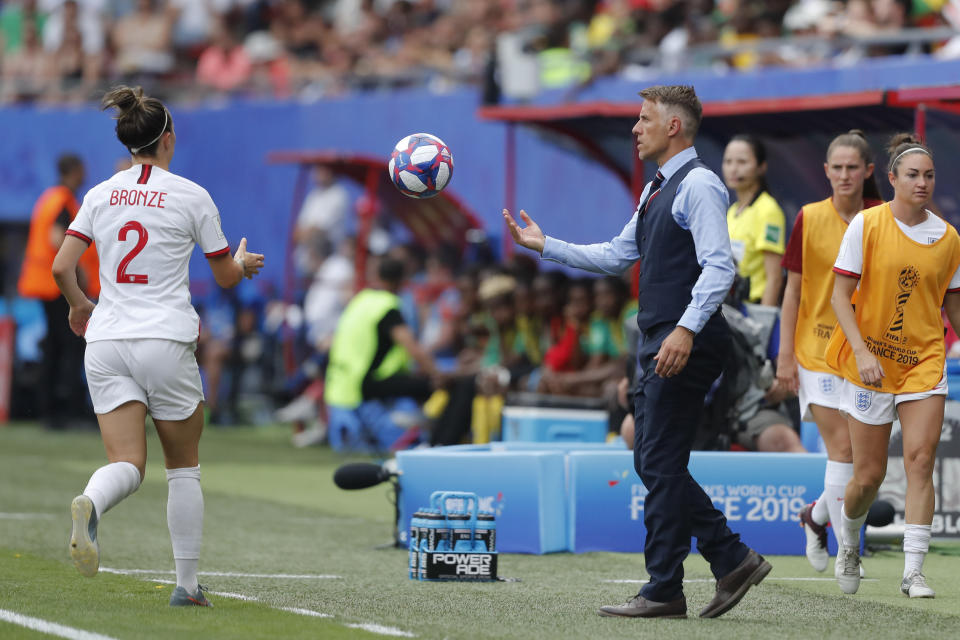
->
<box><xmin>855</xmin><ymin>390</ymin><xmax>873</xmax><ymax>412</ymax></box>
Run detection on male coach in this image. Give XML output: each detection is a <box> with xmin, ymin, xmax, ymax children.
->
<box><xmin>503</xmin><ymin>85</ymin><xmax>771</xmax><ymax>619</ymax></box>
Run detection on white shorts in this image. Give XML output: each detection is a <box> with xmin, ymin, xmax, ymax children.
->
<box><xmin>85</xmin><ymin>339</ymin><xmax>204</xmax><ymax>420</ymax></box>
<box><xmin>797</xmin><ymin>364</ymin><xmax>844</xmax><ymax>421</ymax></box>
<box><xmin>839</xmin><ymin>376</ymin><xmax>948</xmax><ymax>426</ymax></box>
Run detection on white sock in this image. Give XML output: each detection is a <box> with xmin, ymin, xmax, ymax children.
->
<box><xmin>903</xmin><ymin>524</ymin><xmax>931</xmax><ymax>577</ymax></box>
<box><xmin>82</xmin><ymin>461</ymin><xmax>142</xmax><ymax>519</ymax></box>
<box><xmin>811</xmin><ymin>491</ymin><xmax>829</xmax><ymax>525</ymax></box>
<box><xmin>166</xmin><ymin>466</ymin><xmax>203</xmax><ymax>594</ymax></box>
<box><xmin>840</xmin><ymin>505</ymin><xmax>868</xmax><ymax>548</ymax></box>
<box><xmin>823</xmin><ymin>461</ymin><xmax>854</xmax><ymax>538</ymax></box>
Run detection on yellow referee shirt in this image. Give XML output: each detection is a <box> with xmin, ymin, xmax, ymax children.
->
<box><xmin>727</xmin><ymin>191</ymin><xmax>786</xmax><ymax>302</ymax></box>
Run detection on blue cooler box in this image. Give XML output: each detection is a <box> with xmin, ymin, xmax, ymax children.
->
<box><xmin>501</xmin><ymin>406</ymin><xmax>608</xmax><ymax>443</ymax></box>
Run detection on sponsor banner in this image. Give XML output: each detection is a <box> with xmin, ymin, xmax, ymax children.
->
<box><xmin>879</xmin><ymin>400</ymin><xmax>960</xmax><ymax>538</ymax></box>
<box><xmin>424</xmin><ymin>552</ymin><xmax>497</xmax><ymax>581</ymax></box>
<box><xmin>569</xmin><ymin>451</ymin><xmax>828</xmax><ymax>555</ymax></box>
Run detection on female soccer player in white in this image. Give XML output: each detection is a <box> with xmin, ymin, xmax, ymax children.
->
<box><xmin>777</xmin><ymin>130</ymin><xmax>881</xmax><ymax>572</ymax></box>
<box><xmin>52</xmin><ymin>85</ymin><xmax>264</xmax><ymax>607</ymax></box>
<box><xmin>827</xmin><ymin>133</ymin><xmax>960</xmax><ymax>597</ymax></box>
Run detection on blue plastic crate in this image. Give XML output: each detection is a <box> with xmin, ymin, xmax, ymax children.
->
<box><xmin>501</xmin><ymin>406</ymin><xmax>608</xmax><ymax>443</ymax></box>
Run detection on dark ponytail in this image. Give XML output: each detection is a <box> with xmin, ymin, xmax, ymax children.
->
<box><xmin>827</xmin><ymin>129</ymin><xmax>881</xmax><ymax>201</ymax></box>
<box><xmin>886</xmin><ymin>132</ymin><xmax>932</xmax><ymax>176</ymax></box>
<box><xmin>729</xmin><ymin>134</ymin><xmax>770</xmax><ymax>198</ymax></box>
<box><xmin>101</xmin><ymin>85</ymin><xmax>171</xmax><ymax>157</ymax></box>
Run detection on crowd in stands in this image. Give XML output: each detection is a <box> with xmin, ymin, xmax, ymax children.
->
<box><xmin>1</xmin><ymin>0</ymin><xmax>956</xmax><ymax>105</ymax></box>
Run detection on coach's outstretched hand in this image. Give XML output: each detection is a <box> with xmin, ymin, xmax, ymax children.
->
<box><xmin>503</xmin><ymin>209</ymin><xmax>545</xmax><ymax>254</ymax></box>
<box><xmin>234</xmin><ymin>237</ymin><xmax>265</xmax><ymax>280</ymax></box>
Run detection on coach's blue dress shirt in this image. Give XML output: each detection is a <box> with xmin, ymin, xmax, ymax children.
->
<box><xmin>541</xmin><ymin>146</ymin><xmax>736</xmax><ymax>334</ymax></box>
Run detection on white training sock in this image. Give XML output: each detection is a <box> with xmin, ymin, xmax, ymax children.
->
<box><xmin>823</xmin><ymin>461</ymin><xmax>854</xmax><ymax>536</ymax></box>
<box><xmin>903</xmin><ymin>524</ymin><xmax>931</xmax><ymax>578</ymax></box>
<box><xmin>166</xmin><ymin>466</ymin><xmax>203</xmax><ymax>594</ymax></box>
<box><xmin>840</xmin><ymin>505</ymin><xmax>868</xmax><ymax>548</ymax></box>
<box><xmin>82</xmin><ymin>461</ymin><xmax>142</xmax><ymax>519</ymax></box>
<box><xmin>811</xmin><ymin>491</ymin><xmax>829</xmax><ymax>525</ymax></box>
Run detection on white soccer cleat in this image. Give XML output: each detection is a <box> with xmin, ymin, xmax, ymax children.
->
<box><xmin>69</xmin><ymin>495</ymin><xmax>99</xmax><ymax>577</ymax></box>
<box><xmin>799</xmin><ymin>502</ymin><xmax>829</xmax><ymax>572</ymax></box>
<box><xmin>900</xmin><ymin>570</ymin><xmax>935</xmax><ymax>598</ymax></box>
<box><xmin>835</xmin><ymin>544</ymin><xmax>861</xmax><ymax>594</ymax></box>
<box><xmin>859</xmin><ymin>560</ymin><xmax>865</xmax><ymax>578</ymax></box>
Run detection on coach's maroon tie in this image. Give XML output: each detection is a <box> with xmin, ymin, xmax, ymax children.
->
<box><xmin>638</xmin><ymin>171</ymin><xmax>665</xmax><ymax>217</ymax></box>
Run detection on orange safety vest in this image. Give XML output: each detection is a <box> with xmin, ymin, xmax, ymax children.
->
<box><xmin>825</xmin><ymin>203</ymin><xmax>960</xmax><ymax>393</ymax></box>
<box><xmin>794</xmin><ymin>198</ymin><xmax>849</xmax><ymax>374</ymax></box>
<box><xmin>18</xmin><ymin>186</ymin><xmax>100</xmax><ymax>301</ymax></box>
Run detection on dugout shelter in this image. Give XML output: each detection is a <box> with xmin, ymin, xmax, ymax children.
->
<box><xmin>478</xmin><ymin>86</ymin><xmax>960</xmax><ymax>255</ymax></box>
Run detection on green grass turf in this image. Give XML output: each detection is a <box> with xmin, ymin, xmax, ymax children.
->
<box><xmin>2</xmin><ymin>422</ymin><xmax>960</xmax><ymax>639</ymax></box>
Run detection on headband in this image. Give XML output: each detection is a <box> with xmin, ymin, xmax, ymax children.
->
<box><xmin>892</xmin><ymin>146</ymin><xmax>930</xmax><ymax>168</ymax></box>
<box><xmin>129</xmin><ymin>109</ymin><xmax>168</xmax><ymax>155</ymax></box>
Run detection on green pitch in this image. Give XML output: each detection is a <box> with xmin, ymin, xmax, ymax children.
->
<box><xmin>2</xmin><ymin>423</ymin><xmax>960</xmax><ymax>639</ymax></box>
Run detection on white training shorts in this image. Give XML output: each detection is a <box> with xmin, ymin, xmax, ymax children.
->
<box><xmin>797</xmin><ymin>364</ymin><xmax>844</xmax><ymax>421</ymax></box>
<box><xmin>839</xmin><ymin>375</ymin><xmax>948</xmax><ymax>426</ymax></box>
<box><xmin>84</xmin><ymin>339</ymin><xmax>204</xmax><ymax>420</ymax></box>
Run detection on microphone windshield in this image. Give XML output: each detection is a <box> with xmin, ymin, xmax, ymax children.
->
<box><xmin>333</xmin><ymin>462</ymin><xmax>388</xmax><ymax>490</ymax></box>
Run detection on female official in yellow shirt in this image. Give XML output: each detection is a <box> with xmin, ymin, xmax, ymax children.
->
<box><xmin>828</xmin><ymin>134</ymin><xmax>960</xmax><ymax>598</ymax></box>
<box><xmin>723</xmin><ymin>134</ymin><xmax>786</xmax><ymax>305</ymax></box>
<box><xmin>778</xmin><ymin>130</ymin><xmax>881</xmax><ymax>572</ymax></box>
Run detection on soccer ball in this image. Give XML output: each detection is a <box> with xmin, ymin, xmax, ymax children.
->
<box><xmin>388</xmin><ymin>133</ymin><xmax>454</xmax><ymax>199</ymax></box>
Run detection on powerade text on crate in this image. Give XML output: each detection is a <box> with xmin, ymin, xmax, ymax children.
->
<box><xmin>408</xmin><ymin>491</ymin><xmax>498</xmax><ymax>581</ymax></box>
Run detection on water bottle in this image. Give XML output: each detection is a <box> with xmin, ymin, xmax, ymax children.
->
<box><xmin>408</xmin><ymin>510</ymin><xmax>425</xmax><ymax>579</ymax></box>
<box><xmin>447</xmin><ymin>511</ymin><xmax>474</xmax><ymax>552</ymax></box>
<box><xmin>474</xmin><ymin>510</ymin><xmax>496</xmax><ymax>552</ymax></box>
<box><xmin>419</xmin><ymin>509</ymin><xmax>442</xmax><ymax>580</ymax></box>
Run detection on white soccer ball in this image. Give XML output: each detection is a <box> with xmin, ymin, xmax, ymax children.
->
<box><xmin>388</xmin><ymin>133</ymin><xmax>454</xmax><ymax>199</ymax></box>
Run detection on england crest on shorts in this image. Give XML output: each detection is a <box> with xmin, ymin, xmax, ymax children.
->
<box><xmin>818</xmin><ymin>376</ymin><xmax>835</xmax><ymax>394</ymax></box>
<box><xmin>855</xmin><ymin>390</ymin><xmax>873</xmax><ymax>412</ymax></box>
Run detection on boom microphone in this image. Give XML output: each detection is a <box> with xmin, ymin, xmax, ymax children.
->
<box><xmin>333</xmin><ymin>462</ymin><xmax>396</xmax><ymax>490</ymax></box>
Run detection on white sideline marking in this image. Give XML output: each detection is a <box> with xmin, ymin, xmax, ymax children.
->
<box><xmin>0</xmin><ymin>512</ymin><xmax>56</xmax><ymax>520</ymax></box>
<box><xmin>603</xmin><ymin>577</ymin><xmax>879</xmax><ymax>584</ymax></box>
<box><xmin>147</xmin><ymin>579</ymin><xmax>404</xmax><ymax>636</ymax></box>
<box><xmin>0</xmin><ymin>609</ymin><xmax>117</xmax><ymax>640</ymax></box>
<box><xmin>101</xmin><ymin>567</ymin><xmax>340</xmax><ymax>579</ymax></box>
<box><xmin>346</xmin><ymin>623</ymin><xmax>416</xmax><ymax>637</ymax></box>
<box><xmin>280</xmin><ymin>607</ymin><xmax>332</xmax><ymax>618</ymax></box>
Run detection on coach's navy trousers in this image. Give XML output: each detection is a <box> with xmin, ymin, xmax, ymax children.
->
<box><xmin>633</xmin><ymin>315</ymin><xmax>749</xmax><ymax>602</ymax></box>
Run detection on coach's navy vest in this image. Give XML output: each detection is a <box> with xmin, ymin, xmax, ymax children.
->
<box><xmin>634</xmin><ymin>157</ymin><xmax>712</xmax><ymax>332</ymax></box>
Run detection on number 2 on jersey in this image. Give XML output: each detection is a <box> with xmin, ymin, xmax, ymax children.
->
<box><xmin>117</xmin><ymin>221</ymin><xmax>149</xmax><ymax>284</ymax></box>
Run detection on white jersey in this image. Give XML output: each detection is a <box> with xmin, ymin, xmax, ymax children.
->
<box><xmin>835</xmin><ymin>209</ymin><xmax>960</xmax><ymax>288</ymax></box>
<box><xmin>67</xmin><ymin>164</ymin><xmax>229</xmax><ymax>343</ymax></box>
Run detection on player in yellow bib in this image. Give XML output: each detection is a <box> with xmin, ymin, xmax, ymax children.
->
<box><xmin>827</xmin><ymin>133</ymin><xmax>960</xmax><ymax>598</ymax></box>
<box><xmin>777</xmin><ymin>130</ymin><xmax>881</xmax><ymax>572</ymax></box>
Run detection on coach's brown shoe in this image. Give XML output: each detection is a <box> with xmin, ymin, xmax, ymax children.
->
<box><xmin>598</xmin><ymin>594</ymin><xmax>687</xmax><ymax>619</ymax></box>
<box><xmin>699</xmin><ymin>549</ymin><xmax>771</xmax><ymax>618</ymax></box>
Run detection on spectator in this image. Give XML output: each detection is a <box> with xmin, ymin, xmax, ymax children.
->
<box><xmin>540</xmin><ymin>278</ymin><xmax>592</xmax><ymax>379</ymax></box>
<box><xmin>1</xmin><ymin>16</ymin><xmax>48</xmax><ymax>103</ymax></box>
<box><xmin>111</xmin><ymin>0</ymin><xmax>174</xmax><ymax>80</ymax></box>
<box><xmin>47</xmin><ymin>12</ymin><xmax>95</xmax><ymax>102</ymax></box>
<box><xmin>302</xmin><ymin>235</ymin><xmax>355</xmax><ymax>350</ymax></box>
<box><xmin>243</xmin><ymin>30</ymin><xmax>292</xmax><ymax>98</ymax></box>
<box><xmin>723</xmin><ymin>134</ymin><xmax>786</xmax><ymax>306</ymax></box>
<box><xmin>42</xmin><ymin>1</ymin><xmax>104</xmax><ymax>63</ymax></box>
<box><xmin>1</xmin><ymin>0</ymin><xmax>47</xmax><ymax>55</ymax></box>
<box><xmin>293</xmin><ymin>164</ymin><xmax>349</xmax><ymax>276</ymax></box>
<box><xmin>196</xmin><ymin>16</ymin><xmax>252</xmax><ymax>94</ymax></box>
<box><xmin>417</xmin><ymin>246</ymin><xmax>461</xmax><ymax>358</ymax></box>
